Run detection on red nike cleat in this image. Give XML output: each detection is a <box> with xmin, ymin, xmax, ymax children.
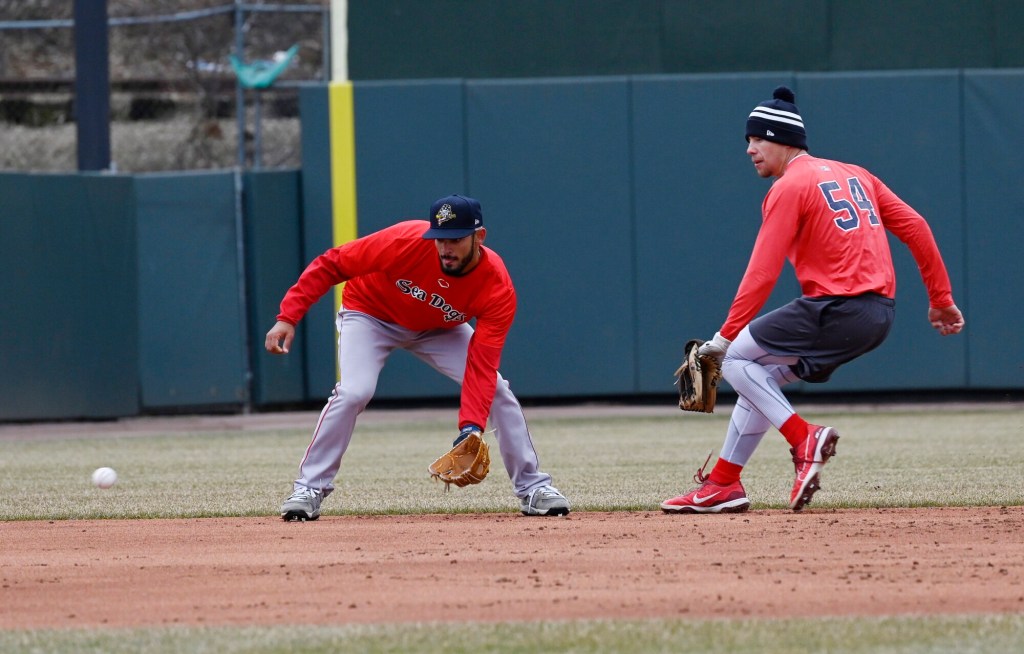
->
<box><xmin>789</xmin><ymin>424</ymin><xmax>840</xmax><ymax>511</ymax></box>
<box><xmin>661</xmin><ymin>453</ymin><xmax>750</xmax><ymax>514</ymax></box>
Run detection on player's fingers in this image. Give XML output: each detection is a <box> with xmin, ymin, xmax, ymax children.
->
<box><xmin>936</xmin><ymin>320</ymin><xmax>963</xmax><ymax>336</ymax></box>
<box><xmin>942</xmin><ymin>310</ymin><xmax>964</xmax><ymax>335</ymax></box>
<box><xmin>265</xmin><ymin>332</ymin><xmax>284</xmax><ymax>353</ymax></box>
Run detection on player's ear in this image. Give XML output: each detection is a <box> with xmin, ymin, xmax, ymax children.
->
<box><xmin>475</xmin><ymin>227</ymin><xmax>486</xmax><ymax>245</ymax></box>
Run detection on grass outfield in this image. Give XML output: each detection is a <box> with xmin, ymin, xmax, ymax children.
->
<box><xmin>1</xmin><ymin>403</ymin><xmax>1022</xmax><ymax>652</ymax></box>
<box><xmin>3</xmin><ymin>615</ymin><xmax>1024</xmax><ymax>654</ymax></box>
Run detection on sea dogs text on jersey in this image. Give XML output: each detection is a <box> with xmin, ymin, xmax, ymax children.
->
<box><xmin>396</xmin><ymin>279</ymin><xmax>468</xmax><ymax>322</ymax></box>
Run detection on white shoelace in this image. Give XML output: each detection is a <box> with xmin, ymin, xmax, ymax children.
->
<box><xmin>289</xmin><ymin>487</ymin><xmax>320</xmax><ymax>501</ymax></box>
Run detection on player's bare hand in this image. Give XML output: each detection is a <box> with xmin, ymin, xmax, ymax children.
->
<box><xmin>265</xmin><ymin>320</ymin><xmax>295</xmax><ymax>354</ymax></box>
<box><xmin>928</xmin><ymin>305</ymin><xmax>964</xmax><ymax>336</ymax></box>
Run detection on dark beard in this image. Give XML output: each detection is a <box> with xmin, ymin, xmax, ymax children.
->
<box><xmin>438</xmin><ymin>237</ymin><xmax>477</xmax><ymax>276</ymax></box>
<box><xmin>440</xmin><ymin>252</ymin><xmax>472</xmax><ymax>276</ymax></box>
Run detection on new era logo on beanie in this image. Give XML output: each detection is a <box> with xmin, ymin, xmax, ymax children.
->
<box><xmin>746</xmin><ymin>86</ymin><xmax>807</xmax><ymax>150</ymax></box>
<box><xmin>421</xmin><ymin>194</ymin><xmax>484</xmax><ymax>239</ymax></box>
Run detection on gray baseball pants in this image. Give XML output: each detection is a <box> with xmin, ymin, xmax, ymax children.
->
<box><xmin>293</xmin><ymin>309</ymin><xmax>552</xmax><ymax>498</ymax></box>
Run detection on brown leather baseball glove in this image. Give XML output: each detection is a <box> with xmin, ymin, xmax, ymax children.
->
<box><xmin>428</xmin><ymin>430</ymin><xmax>490</xmax><ymax>489</ymax></box>
<box><xmin>675</xmin><ymin>338</ymin><xmax>722</xmax><ymax>413</ymax></box>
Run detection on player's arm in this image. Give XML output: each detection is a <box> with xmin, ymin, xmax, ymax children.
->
<box><xmin>459</xmin><ymin>339</ymin><xmax>504</xmax><ymax>430</ymax></box>
<box><xmin>264</xmin><ymin>255</ymin><xmax>342</xmax><ymax>356</ymax></box>
<box><xmin>265</xmin><ymin>230</ymin><xmax>392</xmax><ymax>355</ymax></box>
<box><xmin>276</xmin><ymin>254</ymin><xmax>349</xmax><ymax>325</ymax></box>
<box><xmin>273</xmin><ymin>222</ymin><xmax>421</xmax><ymax>331</ymax></box>
<box><xmin>873</xmin><ymin>179</ymin><xmax>963</xmax><ymax>333</ymax></box>
<box><xmin>718</xmin><ymin>196</ymin><xmax>795</xmax><ymax>340</ymax></box>
<box><xmin>457</xmin><ymin>287</ymin><xmax>515</xmax><ymax>431</ymax></box>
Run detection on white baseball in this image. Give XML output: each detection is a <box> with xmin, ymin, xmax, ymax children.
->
<box><xmin>91</xmin><ymin>467</ymin><xmax>118</xmax><ymax>489</ymax></box>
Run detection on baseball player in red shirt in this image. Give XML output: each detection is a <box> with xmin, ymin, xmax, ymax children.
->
<box><xmin>662</xmin><ymin>87</ymin><xmax>965</xmax><ymax>514</ymax></box>
<box><xmin>266</xmin><ymin>194</ymin><xmax>570</xmax><ymax>520</ymax></box>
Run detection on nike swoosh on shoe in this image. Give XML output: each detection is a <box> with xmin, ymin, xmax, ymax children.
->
<box><xmin>692</xmin><ymin>491</ymin><xmax>721</xmax><ymax>504</ymax></box>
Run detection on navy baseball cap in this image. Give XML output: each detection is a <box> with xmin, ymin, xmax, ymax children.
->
<box><xmin>421</xmin><ymin>194</ymin><xmax>484</xmax><ymax>239</ymax></box>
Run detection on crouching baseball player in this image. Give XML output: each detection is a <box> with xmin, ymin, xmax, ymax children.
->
<box><xmin>265</xmin><ymin>194</ymin><xmax>570</xmax><ymax>520</ymax></box>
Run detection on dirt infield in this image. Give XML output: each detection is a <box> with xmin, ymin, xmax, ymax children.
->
<box><xmin>3</xmin><ymin>402</ymin><xmax>1023</xmax><ymax>629</ymax></box>
<box><xmin>3</xmin><ymin>506</ymin><xmax>1022</xmax><ymax>629</ymax></box>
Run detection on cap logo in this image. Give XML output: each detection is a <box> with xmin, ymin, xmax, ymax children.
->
<box><xmin>766</xmin><ymin>129</ymin><xmax>775</xmax><ymax>136</ymax></box>
<box><xmin>435</xmin><ymin>203</ymin><xmax>456</xmax><ymax>225</ymax></box>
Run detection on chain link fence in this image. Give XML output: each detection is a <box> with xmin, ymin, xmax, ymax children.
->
<box><xmin>0</xmin><ymin>0</ymin><xmax>329</xmax><ymax>172</ymax></box>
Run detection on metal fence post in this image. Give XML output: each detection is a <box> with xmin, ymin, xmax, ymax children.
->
<box><xmin>234</xmin><ymin>0</ymin><xmax>246</xmax><ymax>169</ymax></box>
<box><xmin>73</xmin><ymin>0</ymin><xmax>111</xmax><ymax>171</ymax></box>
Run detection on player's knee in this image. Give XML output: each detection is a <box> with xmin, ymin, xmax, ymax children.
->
<box><xmin>331</xmin><ymin>381</ymin><xmax>375</xmax><ymax>410</ymax></box>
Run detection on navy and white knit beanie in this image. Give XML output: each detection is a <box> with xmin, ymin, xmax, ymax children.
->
<box><xmin>746</xmin><ymin>86</ymin><xmax>807</xmax><ymax>150</ymax></box>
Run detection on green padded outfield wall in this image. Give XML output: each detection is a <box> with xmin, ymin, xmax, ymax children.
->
<box><xmin>135</xmin><ymin>171</ymin><xmax>311</xmax><ymax>410</ymax></box>
<box><xmin>347</xmin><ymin>0</ymin><xmax>1024</xmax><ymax>81</ymax></box>
<box><xmin>1</xmin><ymin>170</ymin><xmax>312</xmax><ymax>420</ymax></box>
<box><xmin>343</xmin><ymin>78</ymin><xmax>639</xmax><ymax>399</ymax></box>
<box><xmin>134</xmin><ymin>173</ymin><xmax>247</xmax><ymax>409</ymax></box>
<box><xmin>630</xmin><ymin>73</ymin><xmax>805</xmax><ymax>394</ymax></box>
<box><xmin>462</xmin><ymin>78</ymin><xmax>636</xmax><ymax>397</ymax></box>
<box><xmin>2</xmin><ymin>71</ymin><xmax>1022</xmax><ymax>422</ymax></box>
<box><xmin>963</xmin><ymin>71</ymin><xmax>1024</xmax><ymax>388</ymax></box>
<box><xmin>243</xmin><ymin>170</ymin><xmax>307</xmax><ymax>406</ymax></box>
<box><xmin>349</xmin><ymin>80</ymin><xmax>470</xmax><ymax>399</ymax></box>
<box><xmin>297</xmin><ymin>71</ymin><xmax>1022</xmax><ymax>402</ymax></box>
<box><xmin>0</xmin><ymin>173</ymin><xmax>139</xmax><ymax>420</ymax></box>
<box><xmin>297</xmin><ymin>86</ymin><xmax>339</xmax><ymax>402</ymax></box>
<box><xmin>794</xmin><ymin>71</ymin><xmax>968</xmax><ymax>393</ymax></box>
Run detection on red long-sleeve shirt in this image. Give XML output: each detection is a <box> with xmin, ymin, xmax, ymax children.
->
<box><xmin>277</xmin><ymin>220</ymin><xmax>516</xmax><ymax>429</ymax></box>
<box><xmin>720</xmin><ymin>154</ymin><xmax>955</xmax><ymax>340</ymax></box>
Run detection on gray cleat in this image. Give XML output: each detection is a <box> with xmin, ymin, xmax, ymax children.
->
<box><xmin>520</xmin><ymin>484</ymin><xmax>570</xmax><ymax>516</ymax></box>
<box><xmin>281</xmin><ymin>486</ymin><xmax>323</xmax><ymax>521</ymax></box>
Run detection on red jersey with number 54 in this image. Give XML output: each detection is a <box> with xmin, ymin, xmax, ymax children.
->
<box><xmin>720</xmin><ymin>154</ymin><xmax>954</xmax><ymax>340</ymax></box>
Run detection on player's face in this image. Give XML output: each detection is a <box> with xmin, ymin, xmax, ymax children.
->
<box><xmin>435</xmin><ymin>230</ymin><xmax>483</xmax><ymax>276</ymax></box>
<box><xmin>746</xmin><ymin>137</ymin><xmax>789</xmax><ymax>178</ymax></box>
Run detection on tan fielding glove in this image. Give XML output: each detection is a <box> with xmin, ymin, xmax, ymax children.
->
<box><xmin>428</xmin><ymin>429</ymin><xmax>490</xmax><ymax>490</ymax></box>
<box><xmin>675</xmin><ymin>338</ymin><xmax>723</xmax><ymax>413</ymax></box>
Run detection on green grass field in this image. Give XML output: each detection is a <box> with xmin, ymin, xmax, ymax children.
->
<box><xmin>2</xmin><ymin>403</ymin><xmax>1022</xmax><ymax>652</ymax></box>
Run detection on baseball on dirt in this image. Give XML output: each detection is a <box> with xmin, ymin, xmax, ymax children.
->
<box><xmin>91</xmin><ymin>467</ymin><xmax>118</xmax><ymax>489</ymax></box>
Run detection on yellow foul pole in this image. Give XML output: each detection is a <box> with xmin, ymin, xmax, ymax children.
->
<box><xmin>328</xmin><ymin>0</ymin><xmax>357</xmax><ymax>317</ymax></box>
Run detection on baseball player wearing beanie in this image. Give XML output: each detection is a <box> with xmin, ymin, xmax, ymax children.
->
<box><xmin>662</xmin><ymin>86</ymin><xmax>965</xmax><ymax>514</ymax></box>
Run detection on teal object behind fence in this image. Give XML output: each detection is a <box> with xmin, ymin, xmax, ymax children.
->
<box><xmin>230</xmin><ymin>45</ymin><xmax>299</xmax><ymax>89</ymax></box>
